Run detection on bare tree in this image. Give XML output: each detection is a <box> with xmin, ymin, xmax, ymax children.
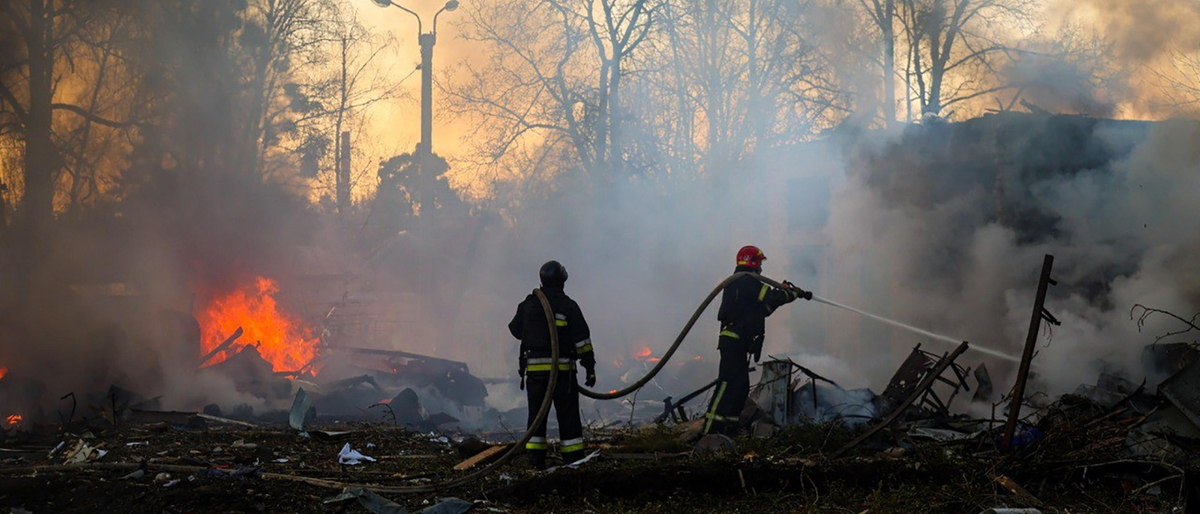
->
<box><xmin>858</xmin><ymin>0</ymin><xmax>898</xmax><ymax>125</ymax></box>
<box><xmin>648</xmin><ymin>0</ymin><xmax>841</xmax><ymax>172</ymax></box>
<box><xmin>1153</xmin><ymin>49</ymin><xmax>1200</xmax><ymax>116</ymax></box>
<box><xmin>240</xmin><ymin>0</ymin><xmax>338</xmax><ymax>180</ymax></box>
<box><xmin>0</xmin><ymin>0</ymin><xmax>135</xmax><ymax>232</ymax></box>
<box><xmin>448</xmin><ymin>0</ymin><xmax>655</xmax><ymax>181</ymax></box>
<box><xmin>295</xmin><ymin>2</ymin><xmax>400</xmax><ymax>213</ymax></box>
<box><xmin>583</xmin><ymin>0</ymin><xmax>654</xmax><ymax>172</ymax></box>
<box><xmin>899</xmin><ymin>0</ymin><xmax>1037</xmax><ymax>119</ymax></box>
<box><xmin>54</xmin><ymin>12</ymin><xmax>144</xmax><ymax>213</ymax></box>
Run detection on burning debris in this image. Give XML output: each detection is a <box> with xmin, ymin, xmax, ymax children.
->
<box><xmin>197</xmin><ymin>276</ymin><xmax>319</xmax><ymax>373</ymax></box>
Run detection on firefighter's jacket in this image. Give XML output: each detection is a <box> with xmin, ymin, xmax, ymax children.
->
<box><xmin>717</xmin><ymin>266</ymin><xmax>797</xmax><ymax>352</ymax></box>
<box><xmin>509</xmin><ymin>287</ymin><xmax>596</xmax><ymax>373</ymax></box>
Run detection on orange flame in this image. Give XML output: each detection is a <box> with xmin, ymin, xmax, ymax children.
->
<box><xmin>633</xmin><ymin>345</ymin><xmax>660</xmax><ymax>362</ymax></box>
<box><xmin>6</xmin><ymin>414</ymin><xmax>21</xmax><ymax>425</ymax></box>
<box><xmin>197</xmin><ymin>276</ymin><xmax>318</xmax><ymax>373</ymax></box>
<box><xmin>0</xmin><ymin>367</ymin><xmax>7</xmax><ymax>380</ymax></box>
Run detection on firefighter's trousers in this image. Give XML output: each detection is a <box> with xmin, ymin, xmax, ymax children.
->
<box><xmin>525</xmin><ymin>367</ymin><xmax>586</xmax><ymax>469</ymax></box>
<box><xmin>703</xmin><ymin>335</ymin><xmax>751</xmax><ymax>436</ymax></box>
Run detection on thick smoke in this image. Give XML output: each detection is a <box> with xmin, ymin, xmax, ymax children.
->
<box><xmin>819</xmin><ymin>116</ymin><xmax>1200</xmax><ymax>394</ymax></box>
<box><xmin>1061</xmin><ymin>0</ymin><xmax>1200</xmax><ymax>62</ymax></box>
<box><xmin>440</xmin><ymin>113</ymin><xmax>1200</xmax><ymax>414</ymax></box>
<box><xmin>1048</xmin><ymin>0</ymin><xmax>1200</xmax><ymax>117</ymax></box>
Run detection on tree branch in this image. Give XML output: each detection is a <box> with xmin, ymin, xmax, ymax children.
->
<box><xmin>1131</xmin><ymin>304</ymin><xmax>1200</xmax><ymax>344</ymax></box>
<box><xmin>51</xmin><ymin>103</ymin><xmax>137</xmax><ymax>128</ymax></box>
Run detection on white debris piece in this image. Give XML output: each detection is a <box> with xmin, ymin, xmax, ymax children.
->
<box><xmin>337</xmin><ymin>443</ymin><xmax>376</xmax><ymax>465</ymax></box>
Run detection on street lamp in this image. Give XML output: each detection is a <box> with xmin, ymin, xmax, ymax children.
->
<box><xmin>371</xmin><ymin>0</ymin><xmax>458</xmax><ymax>159</ymax></box>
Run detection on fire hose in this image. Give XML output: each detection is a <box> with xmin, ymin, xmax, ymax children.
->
<box><xmin>574</xmin><ymin>271</ymin><xmax>791</xmax><ymax>399</ymax></box>
<box><xmin>312</xmin><ymin>271</ymin><xmax>781</xmax><ymax>494</ymax></box>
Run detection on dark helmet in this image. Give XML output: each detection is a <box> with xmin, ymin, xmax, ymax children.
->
<box><xmin>539</xmin><ymin>260</ymin><xmax>568</xmax><ymax>288</ymax></box>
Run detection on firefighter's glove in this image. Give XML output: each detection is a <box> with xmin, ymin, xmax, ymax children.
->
<box><xmin>781</xmin><ymin>281</ymin><xmax>800</xmax><ymax>302</ymax></box>
<box><xmin>585</xmin><ymin>369</ymin><xmax>597</xmax><ymax>388</ymax></box>
<box><xmin>750</xmin><ymin>339</ymin><xmax>763</xmax><ymax>363</ymax></box>
<box><xmin>518</xmin><ymin>356</ymin><xmax>527</xmax><ymax>390</ymax></box>
<box><xmin>783</xmin><ymin>280</ymin><xmax>813</xmax><ymax>301</ymax></box>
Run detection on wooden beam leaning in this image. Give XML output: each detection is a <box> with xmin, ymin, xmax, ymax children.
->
<box><xmin>1001</xmin><ymin>254</ymin><xmax>1055</xmax><ymax>451</ymax></box>
<box><xmin>832</xmin><ymin>340</ymin><xmax>971</xmax><ymax>458</ymax></box>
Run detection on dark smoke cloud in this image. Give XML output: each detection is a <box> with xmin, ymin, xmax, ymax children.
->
<box><xmin>820</xmin><ymin>115</ymin><xmax>1200</xmax><ymax>393</ymax></box>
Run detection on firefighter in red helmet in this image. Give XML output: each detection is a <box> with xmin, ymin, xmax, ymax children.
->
<box><xmin>508</xmin><ymin>260</ymin><xmax>596</xmax><ymax>469</ymax></box>
<box><xmin>703</xmin><ymin>245</ymin><xmax>811</xmax><ymax>436</ymax></box>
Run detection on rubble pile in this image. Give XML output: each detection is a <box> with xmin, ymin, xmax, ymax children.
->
<box><xmin>0</xmin><ymin>340</ymin><xmax>1195</xmax><ymax>513</ymax></box>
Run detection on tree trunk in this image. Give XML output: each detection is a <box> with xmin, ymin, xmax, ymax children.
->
<box><xmin>881</xmin><ymin>0</ymin><xmax>897</xmax><ymax>126</ymax></box>
<box><xmin>21</xmin><ymin>0</ymin><xmax>57</xmax><ymax>232</ymax></box>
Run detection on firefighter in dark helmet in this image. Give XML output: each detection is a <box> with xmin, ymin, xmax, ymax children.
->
<box><xmin>508</xmin><ymin>260</ymin><xmax>596</xmax><ymax>469</ymax></box>
<box><xmin>703</xmin><ymin>245</ymin><xmax>811</xmax><ymax>436</ymax></box>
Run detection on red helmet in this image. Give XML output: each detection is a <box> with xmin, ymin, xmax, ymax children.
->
<box><xmin>736</xmin><ymin>245</ymin><xmax>766</xmax><ymax>268</ymax></box>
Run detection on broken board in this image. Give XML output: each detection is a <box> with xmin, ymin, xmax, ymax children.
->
<box><xmin>453</xmin><ymin>444</ymin><xmax>510</xmax><ymax>471</ymax></box>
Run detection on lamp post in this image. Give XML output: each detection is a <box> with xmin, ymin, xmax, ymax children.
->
<box><xmin>371</xmin><ymin>0</ymin><xmax>458</xmax><ymax>160</ymax></box>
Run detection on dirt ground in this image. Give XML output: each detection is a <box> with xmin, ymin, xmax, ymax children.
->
<box><xmin>0</xmin><ymin>415</ymin><xmax>1191</xmax><ymax>514</ymax></box>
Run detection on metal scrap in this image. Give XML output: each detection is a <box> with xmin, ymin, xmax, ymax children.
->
<box><xmin>1158</xmin><ymin>358</ymin><xmax>1200</xmax><ymax>432</ymax></box>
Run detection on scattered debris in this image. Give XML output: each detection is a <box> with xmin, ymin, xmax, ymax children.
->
<box><xmin>1158</xmin><ymin>358</ymin><xmax>1200</xmax><ymax>431</ymax></box>
<box><xmin>879</xmin><ymin>343</ymin><xmax>973</xmax><ymax>417</ymax></box>
<box><xmin>834</xmin><ymin>341</ymin><xmax>972</xmax><ymax>457</ymax></box>
<box><xmin>418</xmin><ymin>498</ymin><xmax>473</xmax><ymax>514</ymax></box>
<box><xmin>453</xmin><ymin>444</ymin><xmax>509</xmax><ymax>471</ymax></box>
<box><xmin>289</xmin><ymin>387</ymin><xmax>314</xmax><ymax>432</ymax></box>
<box><xmin>994</xmin><ymin>475</ymin><xmax>1045</xmax><ymax>508</ymax></box>
<box><xmin>128</xmin><ymin>409</ymin><xmax>206</xmax><ymax>429</ymax></box>
<box><xmin>62</xmin><ymin>439</ymin><xmax>106</xmax><ymax>464</ymax></box>
<box><xmin>195</xmin><ymin>413</ymin><xmax>258</xmax><ymax>428</ymax></box>
<box><xmin>324</xmin><ymin>488</ymin><xmax>408</xmax><ymax>514</ymax></box>
<box><xmin>694</xmin><ymin>434</ymin><xmax>736</xmax><ymax>456</ymax></box>
<box><xmin>337</xmin><ymin>443</ymin><xmax>376</xmax><ymax>465</ymax></box>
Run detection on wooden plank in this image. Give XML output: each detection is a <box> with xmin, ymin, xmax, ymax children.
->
<box><xmin>198</xmin><ymin>327</ymin><xmax>243</xmax><ymax>366</ymax></box>
<box><xmin>453</xmin><ymin>444</ymin><xmax>509</xmax><ymax>471</ymax></box>
<box><xmin>1002</xmin><ymin>254</ymin><xmax>1055</xmax><ymax>450</ymax></box>
<box><xmin>995</xmin><ymin>474</ymin><xmax>1045</xmax><ymax>507</ymax></box>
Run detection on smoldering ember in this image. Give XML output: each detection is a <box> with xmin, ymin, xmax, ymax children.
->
<box><xmin>2</xmin><ymin>2</ymin><xmax>1200</xmax><ymax>514</ymax></box>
